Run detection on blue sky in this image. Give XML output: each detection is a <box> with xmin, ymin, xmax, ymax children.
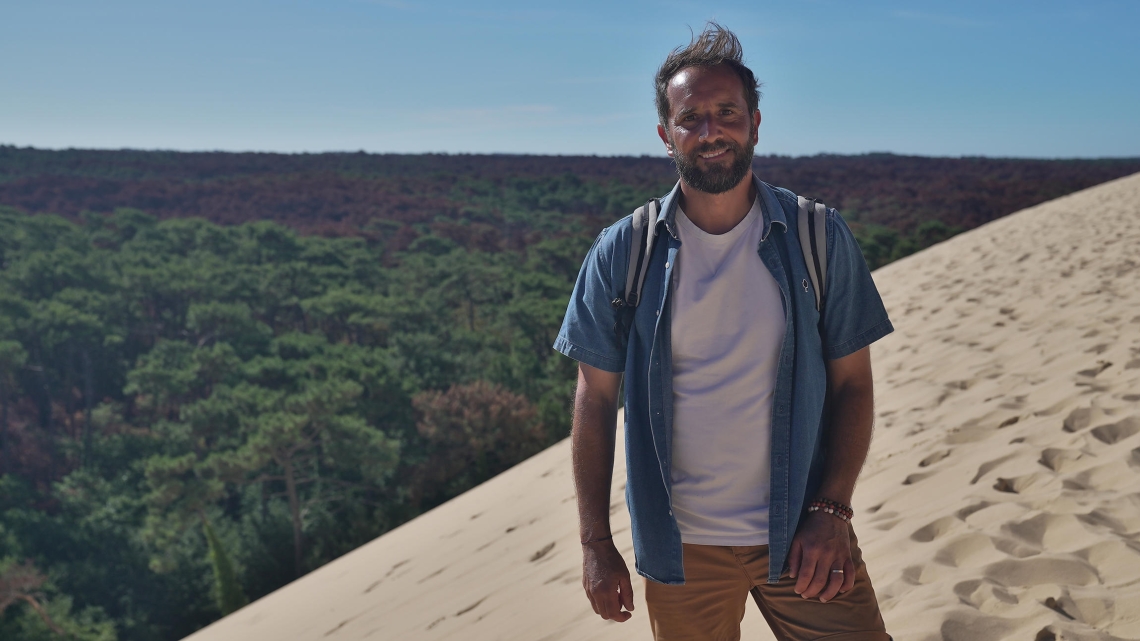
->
<box><xmin>3</xmin><ymin>0</ymin><xmax>1137</xmax><ymax>158</ymax></box>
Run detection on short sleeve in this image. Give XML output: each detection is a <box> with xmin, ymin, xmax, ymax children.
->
<box><xmin>552</xmin><ymin>226</ymin><xmax>628</xmax><ymax>372</ymax></box>
<box><xmin>819</xmin><ymin>210</ymin><xmax>894</xmax><ymax>360</ymax></box>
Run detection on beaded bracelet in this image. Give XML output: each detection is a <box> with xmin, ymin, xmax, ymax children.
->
<box><xmin>813</xmin><ymin>497</ymin><xmax>854</xmax><ymax>519</ymax></box>
<box><xmin>581</xmin><ymin>534</ymin><xmax>613</xmax><ymax>545</ymax></box>
<box><xmin>807</xmin><ymin>498</ymin><xmax>853</xmax><ymax>523</ymax></box>
<box><xmin>811</xmin><ymin>497</ymin><xmax>853</xmax><ymax>518</ymax></box>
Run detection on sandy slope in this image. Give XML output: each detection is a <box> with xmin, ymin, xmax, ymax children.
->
<box><xmin>856</xmin><ymin>171</ymin><xmax>1140</xmax><ymax>641</ymax></box>
<box><xmin>184</xmin><ymin>172</ymin><xmax>1140</xmax><ymax>641</ymax></box>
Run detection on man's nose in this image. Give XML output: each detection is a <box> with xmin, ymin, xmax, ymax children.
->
<box><xmin>697</xmin><ymin>115</ymin><xmax>721</xmax><ymax>142</ymax></box>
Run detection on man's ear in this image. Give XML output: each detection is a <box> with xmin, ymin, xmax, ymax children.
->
<box><xmin>657</xmin><ymin>123</ymin><xmax>674</xmax><ymax>158</ymax></box>
<box><xmin>751</xmin><ymin>110</ymin><xmax>761</xmax><ymax>145</ymax></box>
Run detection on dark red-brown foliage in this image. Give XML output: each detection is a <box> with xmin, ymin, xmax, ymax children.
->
<box><xmin>0</xmin><ymin>404</ymin><xmax>55</xmax><ymax>488</ymax></box>
<box><xmin>408</xmin><ymin>380</ymin><xmax>546</xmax><ymax>507</ymax></box>
<box><xmin>2</xmin><ymin>146</ymin><xmax>1139</xmax><ymax>242</ymax></box>
<box><xmin>750</xmin><ymin>154</ymin><xmax>1140</xmax><ymax>231</ymax></box>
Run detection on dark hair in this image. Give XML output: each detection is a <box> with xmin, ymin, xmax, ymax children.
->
<box><xmin>654</xmin><ymin>22</ymin><xmax>762</xmax><ymax>127</ymax></box>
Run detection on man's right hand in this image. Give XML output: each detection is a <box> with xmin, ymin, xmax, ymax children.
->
<box><xmin>582</xmin><ymin>541</ymin><xmax>635</xmax><ymax>622</ymax></box>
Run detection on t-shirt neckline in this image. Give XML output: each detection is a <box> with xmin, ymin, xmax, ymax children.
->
<box><xmin>676</xmin><ymin>196</ymin><xmax>762</xmax><ymax>246</ymax></box>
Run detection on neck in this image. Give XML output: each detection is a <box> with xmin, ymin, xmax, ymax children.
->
<box><xmin>678</xmin><ymin>171</ymin><xmax>756</xmax><ymax>235</ymax></box>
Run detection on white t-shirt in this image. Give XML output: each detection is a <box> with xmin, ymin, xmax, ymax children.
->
<box><xmin>669</xmin><ymin>197</ymin><xmax>786</xmax><ymax>546</ymax></box>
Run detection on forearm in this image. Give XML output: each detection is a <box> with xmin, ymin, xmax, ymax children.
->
<box><xmin>817</xmin><ymin>383</ymin><xmax>874</xmax><ymax>505</ymax></box>
<box><xmin>817</xmin><ymin>348</ymin><xmax>876</xmax><ymax>506</ymax></box>
<box><xmin>571</xmin><ymin>365</ymin><xmax>622</xmax><ymax>541</ymax></box>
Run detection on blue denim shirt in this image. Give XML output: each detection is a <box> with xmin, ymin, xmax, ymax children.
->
<box><xmin>554</xmin><ymin>176</ymin><xmax>893</xmax><ymax>584</ymax></box>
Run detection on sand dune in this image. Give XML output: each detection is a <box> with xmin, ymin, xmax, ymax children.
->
<box><xmin>856</xmin><ymin>171</ymin><xmax>1140</xmax><ymax>641</ymax></box>
<box><xmin>184</xmin><ymin>172</ymin><xmax>1140</xmax><ymax>641</ymax></box>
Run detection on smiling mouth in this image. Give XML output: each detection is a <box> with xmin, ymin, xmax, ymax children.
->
<box><xmin>698</xmin><ymin>148</ymin><xmax>731</xmax><ymax>160</ymax></box>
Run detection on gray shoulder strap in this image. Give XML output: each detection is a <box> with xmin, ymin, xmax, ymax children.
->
<box><xmin>797</xmin><ymin>195</ymin><xmax>828</xmax><ymax>311</ymax></box>
<box><xmin>623</xmin><ymin>199</ymin><xmax>659</xmax><ymax>307</ymax></box>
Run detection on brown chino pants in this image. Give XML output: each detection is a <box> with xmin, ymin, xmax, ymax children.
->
<box><xmin>644</xmin><ymin>527</ymin><xmax>890</xmax><ymax>641</ymax></box>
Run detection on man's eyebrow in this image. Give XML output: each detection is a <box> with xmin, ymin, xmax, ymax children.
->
<box><xmin>675</xmin><ymin>100</ymin><xmax>744</xmax><ymax>117</ymax></box>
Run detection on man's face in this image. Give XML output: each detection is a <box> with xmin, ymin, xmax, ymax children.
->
<box><xmin>657</xmin><ymin>64</ymin><xmax>760</xmax><ymax>194</ymax></box>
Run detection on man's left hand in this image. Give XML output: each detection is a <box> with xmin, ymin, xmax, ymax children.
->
<box><xmin>787</xmin><ymin>512</ymin><xmax>855</xmax><ymax>603</ymax></box>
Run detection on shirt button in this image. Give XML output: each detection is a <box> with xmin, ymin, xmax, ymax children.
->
<box><xmin>655</xmin><ymin>309</ymin><xmax>660</xmax><ymax>316</ymax></box>
<box><xmin>668</xmin><ymin>510</ymin><xmax>673</xmax><ymax>516</ymax></box>
<box><xmin>665</xmin><ymin>262</ymin><xmax>671</xmax><ymax>268</ymax></box>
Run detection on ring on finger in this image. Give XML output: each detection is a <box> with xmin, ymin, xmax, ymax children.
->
<box><xmin>830</xmin><ymin>569</ymin><xmax>844</xmax><ymax>574</ymax></box>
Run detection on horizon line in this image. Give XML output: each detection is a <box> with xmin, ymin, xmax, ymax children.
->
<box><xmin>3</xmin><ymin>143</ymin><xmax>1139</xmax><ymax>163</ymax></box>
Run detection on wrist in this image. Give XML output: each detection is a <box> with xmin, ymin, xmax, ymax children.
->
<box><xmin>807</xmin><ymin>497</ymin><xmax>853</xmax><ymax>523</ymax></box>
<box><xmin>581</xmin><ymin>533</ymin><xmax>613</xmax><ymax>545</ymax></box>
<box><xmin>815</xmin><ymin>484</ymin><xmax>854</xmax><ymax>506</ymax></box>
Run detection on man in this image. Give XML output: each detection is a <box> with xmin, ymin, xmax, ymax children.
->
<box><xmin>553</xmin><ymin>23</ymin><xmax>894</xmax><ymax>641</ymax></box>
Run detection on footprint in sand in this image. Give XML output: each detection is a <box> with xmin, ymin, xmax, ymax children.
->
<box><xmin>1089</xmin><ymin>416</ymin><xmax>1140</xmax><ymax>444</ymax></box>
<box><xmin>1081</xmin><ymin>539</ymin><xmax>1140</xmax><ymax>586</ymax></box>
<box><xmin>1062</xmin><ymin>406</ymin><xmax>1116</xmax><ymax>433</ymax></box>
<box><xmin>1003</xmin><ymin>513</ymin><xmax>1093</xmax><ymax>550</ymax></box>
<box><xmin>919</xmin><ymin>449</ymin><xmax>952</xmax><ymax>467</ymax></box>
<box><xmin>961</xmin><ymin>503</ymin><xmax>1028</xmax><ymax>531</ymax></box>
<box><xmin>1034</xmin><ymin>400</ymin><xmax>1070</xmax><ymax>418</ymax></box>
<box><xmin>868</xmin><ymin>510</ymin><xmax>902</xmax><ymax>531</ymax></box>
<box><xmin>992</xmin><ymin>472</ymin><xmax>1046</xmax><ymax>494</ymax></box>
<box><xmin>933</xmin><ymin>533</ymin><xmax>1006</xmax><ymax>568</ymax></box>
<box><xmin>984</xmin><ymin>557</ymin><xmax>1097</xmax><ymax>588</ymax></box>
<box><xmin>900</xmin><ymin>562</ymin><xmax>953</xmax><ymax>585</ymax></box>
<box><xmin>1039</xmin><ymin>447</ymin><xmax>1085</xmax><ymax>472</ymax></box>
<box><xmin>989</xmin><ymin>536</ymin><xmax>1040</xmax><ymax>559</ymax></box>
<box><xmin>939</xmin><ymin>610</ymin><xmax>1020</xmax><ymax>641</ymax></box>
<box><xmin>370</xmin><ymin>559</ymin><xmax>411</xmax><ymax>590</ymax></box>
<box><xmin>1078</xmin><ymin>496</ymin><xmax>1140</xmax><ymax>536</ymax></box>
<box><xmin>418</xmin><ymin>567</ymin><xmax>446</xmax><ymax>583</ymax></box>
<box><xmin>1062</xmin><ymin>460</ymin><xmax>1134</xmax><ymax>491</ymax></box>
<box><xmin>529</xmin><ymin>542</ymin><xmax>556</xmax><ymax>562</ymax></box>
<box><xmin>911</xmin><ymin>515</ymin><xmax>961</xmax><ymax>543</ymax></box>
<box><xmin>945</xmin><ymin>419</ymin><xmax>992</xmax><ymax>444</ymax></box>
<box><xmin>455</xmin><ymin>597</ymin><xmax>486</xmax><ymax>616</ymax></box>
<box><xmin>971</xmin><ymin>454</ymin><xmax>1019</xmax><ymax>485</ymax></box>
<box><xmin>1042</xmin><ymin>595</ymin><xmax>1079</xmax><ymax>622</ymax></box>
<box><xmin>1063</xmin><ymin>408</ymin><xmax>1092</xmax><ymax>432</ymax></box>
<box><xmin>956</xmin><ymin>501</ymin><xmax>991</xmax><ymax>520</ymax></box>
<box><xmin>902</xmin><ymin>471</ymin><xmax>936</xmax><ymax>485</ymax></box>
<box><xmin>953</xmin><ymin>578</ymin><xmax>1019</xmax><ymax>611</ymax></box>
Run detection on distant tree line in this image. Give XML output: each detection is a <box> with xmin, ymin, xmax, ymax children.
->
<box><xmin>3</xmin><ymin>146</ymin><xmax>1139</xmax><ymax>247</ymax></box>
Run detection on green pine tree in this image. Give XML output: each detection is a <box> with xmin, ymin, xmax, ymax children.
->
<box><xmin>202</xmin><ymin>518</ymin><xmax>248</xmax><ymax>616</ymax></box>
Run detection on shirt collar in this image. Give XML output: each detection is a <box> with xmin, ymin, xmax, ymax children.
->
<box><xmin>656</xmin><ymin>173</ymin><xmax>788</xmax><ymax>241</ymax></box>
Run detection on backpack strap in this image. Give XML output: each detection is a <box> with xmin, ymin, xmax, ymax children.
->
<box><xmin>796</xmin><ymin>196</ymin><xmax>829</xmax><ymax>312</ymax></box>
<box><xmin>620</xmin><ymin>198</ymin><xmax>660</xmax><ymax>308</ymax></box>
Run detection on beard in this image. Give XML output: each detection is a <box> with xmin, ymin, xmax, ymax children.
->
<box><xmin>671</xmin><ymin>135</ymin><xmax>755</xmax><ymax>194</ymax></box>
